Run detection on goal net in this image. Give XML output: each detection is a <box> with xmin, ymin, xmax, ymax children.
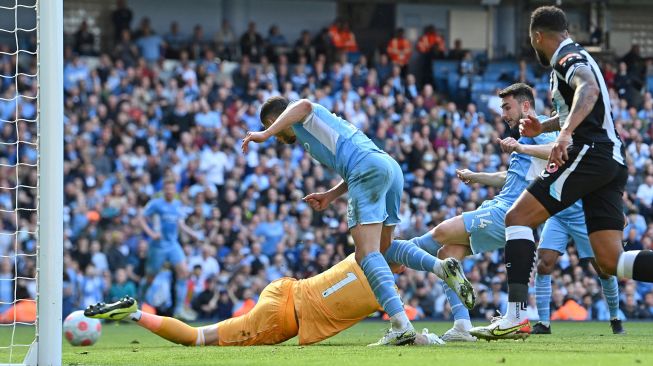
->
<box><xmin>0</xmin><ymin>0</ymin><xmax>62</xmax><ymax>365</ymax></box>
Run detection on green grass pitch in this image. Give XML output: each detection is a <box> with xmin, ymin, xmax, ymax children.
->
<box><xmin>2</xmin><ymin>321</ymin><xmax>652</xmax><ymax>365</ymax></box>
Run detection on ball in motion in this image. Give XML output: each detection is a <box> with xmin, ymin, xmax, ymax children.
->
<box><xmin>63</xmin><ymin>310</ymin><xmax>102</xmax><ymax>346</ymax></box>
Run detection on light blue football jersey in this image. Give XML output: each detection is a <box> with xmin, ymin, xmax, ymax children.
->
<box><xmin>494</xmin><ymin>116</ymin><xmax>558</xmax><ymax>208</ymax></box>
<box><xmin>142</xmin><ymin>197</ymin><xmax>185</xmax><ymax>247</ymax></box>
<box><xmin>291</xmin><ymin>102</ymin><xmax>384</xmax><ymax>179</ymax></box>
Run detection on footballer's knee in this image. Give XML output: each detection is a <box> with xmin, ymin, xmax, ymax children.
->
<box><xmin>536</xmin><ymin>250</ymin><xmax>558</xmax><ymax>275</ymax></box>
<box><xmin>437</xmin><ymin>244</ymin><xmax>469</xmax><ymax>261</ymax></box>
<box><xmin>594</xmin><ymin>256</ymin><xmax>618</xmax><ymax>276</ymax></box>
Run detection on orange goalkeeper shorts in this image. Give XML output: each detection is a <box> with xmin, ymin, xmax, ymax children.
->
<box><xmin>217</xmin><ymin>278</ymin><xmax>298</xmax><ymax>346</ymax></box>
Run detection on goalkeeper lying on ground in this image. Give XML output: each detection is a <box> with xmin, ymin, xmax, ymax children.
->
<box><xmin>85</xmin><ymin>234</ymin><xmax>451</xmax><ymax>347</ymax></box>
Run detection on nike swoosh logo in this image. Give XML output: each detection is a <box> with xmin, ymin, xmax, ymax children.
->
<box><xmin>109</xmin><ymin>311</ymin><xmax>128</xmax><ymax>319</ymax></box>
<box><xmin>491</xmin><ymin>324</ymin><xmax>525</xmax><ymax>336</ymax></box>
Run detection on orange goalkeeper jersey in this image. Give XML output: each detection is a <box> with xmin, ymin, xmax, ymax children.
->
<box><xmin>292</xmin><ymin>254</ymin><xmax>381</xmax><ymax>345</ymax></box>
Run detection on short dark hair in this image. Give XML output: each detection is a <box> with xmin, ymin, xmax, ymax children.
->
<box><xmin>260</xmin><ymin>96</ymin><xmax>289</xmax><ymax>127</ymax></box>
<box><xmin>498</xmin><ymin>83</ymin><xmax>535</xmax><ymax>107</ymax></box>
<box><xmin>530</xmin><ymin>6</ymin><xmax>568</xmax><ymax>33</ymax></box>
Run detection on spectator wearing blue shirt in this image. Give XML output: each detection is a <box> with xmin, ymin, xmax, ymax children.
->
<box><xmin>136</xmin><ymin>25</ymin><xmax>164</xmax><ymax>63</ymax></box>
<box><xmin>254</xmin><ymin>208</ymin><xmax>285</xmax><ymax>257</ymax></box>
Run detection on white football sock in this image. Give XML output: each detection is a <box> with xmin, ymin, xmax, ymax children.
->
<box><xmin>390</xmin><ymin>312</ymin><xmax>411</xmax><ymax>331</ymax></box>
<box><xmin>454</xmin><ymin>319</ymin><xmax>473</xmax><ymax>331</ymax></box>
<box><xmin>130</xmin><ymin>310</ymin><xmax>142</xmax><ymax>321</ymax></box>
<box><xmin>432</xmin><ymin>259</ymin><xmax>445</xmax><ymax>278</ymax></box>
<box><xmin>505</xmin><ymin>302</ymin><xmax>525</xmax><ymax>323</ymax></box>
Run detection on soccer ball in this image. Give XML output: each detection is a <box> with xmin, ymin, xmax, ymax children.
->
<box><xmin>63</xmin><ymin>310</ymin><xmax>102</xmax><ymax>346</ymax></box>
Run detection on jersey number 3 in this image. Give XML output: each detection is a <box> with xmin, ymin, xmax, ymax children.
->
<box><xmin>322</xmin><ymin>272</ymin><xmax>357</xmax><ymax>298</ymax></box>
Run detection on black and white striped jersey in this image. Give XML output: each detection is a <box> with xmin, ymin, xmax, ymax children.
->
<box><xmin>549</xmin><ymin>38</ymin><xmax>626</xmax><ymax>165</ymax></box>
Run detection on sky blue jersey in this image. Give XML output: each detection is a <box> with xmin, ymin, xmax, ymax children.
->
<box><xmin>494</xmin><ymin>116</ymin><xmax>558</xmax><ymax>207</ymax></box>
<box><xmin>291</xmin><ymin>102</ymin><xmax>384</xmax><ymax>179</ymax></box>
<box><xmin>142</xmin><ymin>197</ymin><xmax>185</xmax><ymax>246</ymax></box>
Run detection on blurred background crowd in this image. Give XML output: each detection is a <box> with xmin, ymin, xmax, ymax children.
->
<box><xmin>2</xmin><ymin>0</ymin><xmax>653</xmax><ymax>324</ymax></box>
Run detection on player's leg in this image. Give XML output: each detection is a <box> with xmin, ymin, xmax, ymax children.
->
<box><xmin>568</xmin><ymin>207</ymin><xmax>625</xmax><ymax>334</ymax></box>
<box><xmin>588</xmin><ymin>258</ymin><xmax>624</xmax><ymax>334</ymax></box>
<box><xmin>381</xmin><ymin>163</ymin><xmax>448</xmax><ymax>281</ymax></box>
<box><xmin>142</xmin><ymin>245</ymin><xmax>165</xmax><ymax>300</ymax></box>
<box><xmin>169</xmin><ymin>244</ymin><xmax>193</xmax><ymax>319</ymax></box>
<box><xmin>533</xmin><ymin>249</ymin><xmax>559</xmax><ymax>333</ymax></box>
<box><xmin>504</xmin><ymin>191</ymin><xmax>550</xmax><ymax>317</ymax></box>
<box><xmin>86</xmin><ymin>280</ymin><xmax>298</xmax><ymax>347</ymax></box>
<box><xmin>472</xmin><ymin>144</ymin><xmax>627</xmax><ymax>340</ymax></box>
<box><xmin>470</xmin><ymin>191</ymin><xmax>550</xmax><ymax>341</ymax></box>
<box><xmin>440</xmin><ymin>203</ymin><xmax>508</xmax><ymax>342</ymax></box>
<box><xmin>85</xmin><ymin>296</ymin><xmax>204</xmax><ymax>346</ymax></box>
<box><xmin>533</xmin><ymin>216</ymin><xmax>566</xmax><ymax>334</ymax></box>
<box><xmin>353</xmin><ymin>223</ymin><xmax>415</xmax><ymax>345</ymax></box>
<box><xmin>585</xmin><ymin>168</ymin><xmax>653</xmax><ymax>282</ymax></box>
<box><xmin>348</xmin><ymin>154</ymin><xmax>416</xmax><ymax>345</ymax></box>
<box><xmin>424</xmin><ymin>215</ymin><xmax>476</xmax><ymax>318</ymax></box>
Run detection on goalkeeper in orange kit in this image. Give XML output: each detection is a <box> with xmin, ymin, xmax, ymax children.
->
<box><xmin>85</xmin><ymin>237</ymin><xmax>446</xmax><ymax>347</ymax></box>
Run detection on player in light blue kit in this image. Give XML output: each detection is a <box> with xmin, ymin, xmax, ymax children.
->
<box><xmin>390</xmin><ymin>83</ymin><xmax>554</xmax><ymax>341</ymax></box>
<box><xmin>138</xmin><ymin>178</ymin><xmax>202</xmax><ymax>319</ymax></box>
<box><xmin>242</xmin><ymin>96</ymin><xmax>474</xmax><ymax>346</ymax></box>
<box><xmin>499</xmin><ymin>136</ymin><xmax>625</xmax><ymax>335</ymax></box>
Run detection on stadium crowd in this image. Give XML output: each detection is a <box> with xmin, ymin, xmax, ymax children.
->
<box><xmin>2</xmin><ymin>2</ymin><xmax>653</xmax><ymax>324</ymax></box>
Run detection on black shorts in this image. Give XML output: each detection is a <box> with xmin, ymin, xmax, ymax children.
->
<box><xmin>527</xmin><ymin>143</ymin><xmax>627</xmax><ymax>234</ymax></box>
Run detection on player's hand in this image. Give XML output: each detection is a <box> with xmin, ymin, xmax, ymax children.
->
<box><xmin>456</xmin><ymin>169</ymin><xmax>475</xmax><ymax>185</ymax></box>
<box><xmin>497</xmin><ymin>137</ymin><xmax>521</xmax><ymax>154</ymax></box>
<box><xmin>548</xmin><ymin>130</ymin><xmax>572</xmax><ymax>168</ymax></box>
<box><xmin>150</xmin><ymin>232</ymin><xmax>161</xmax><ymax>241</ymax></box>
<box><xmin>519</xmin><ymin>115</ymin><xmax>542</xmax><ymax>137</ymax></box>
<box><xmin>241</xmin><ymin>131</ymin><xmax>269</xmax><ymax>154</ymax></box>
<box><xmin>303</xmin><ymin>192</ymin><xmax>333</xmax><ymax>211</ymax></box>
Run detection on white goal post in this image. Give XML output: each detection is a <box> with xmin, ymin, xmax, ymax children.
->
<box><xmin>36</xmin><ymin>0</ymin><xmax>63</xmax><ymax>364</ymax></box>
<box><xmin>0</xmin><ymin>0</ymin><xmax>63</xmax><ymax>365</ymax></box>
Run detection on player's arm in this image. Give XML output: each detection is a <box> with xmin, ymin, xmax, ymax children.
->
<box><xmin>498</xmin><ymin>137</ymin><xmax>553</xmax><ymax>160</ymax></box>
<box><xmin>561</xmin><ymin>66</ymin><xmax>600</xmax><ymax>136</ymax></box>
<box><xmin>304</xmin><ymin>180</ymin><xmax>348</xmax><ymax>211</ymax></box>
<box><xmin>456</xmin><ymin>169</ymin><xmax>506</xmax><ymax>188</ymax></box>
<box><xmin>550</xmin><ymin>66</ymin><xmax>600</xmax><ymax>166</ymax></box>
<box><xmin>179</xmin><ymin>219</ymin><xmax>202</xmax><ymax>241</ymax></box>
<box><xmin>516</xmin><ymin>143</ymin><xmax>554</xmax><ymax>160</ymax></box>
<box><xmin>241</xmin><ymin>99</ymin><xmax>312</xmax><ymax>152</ymax></box>
<box><xmin>520</xmin><ymin>115</ymin><xmax>560</xmax><ymax>137</ymax></box>
<box><xmin>138</xmin><ymin>206</ymin><xmax>160</xmax><ymax>240</ymax></box>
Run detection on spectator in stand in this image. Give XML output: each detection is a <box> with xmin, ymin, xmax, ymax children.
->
<box><xmin>163</xmin><ymin>22</ymin><xmax>187</xmax><ymax>59</ymax></box>
<box><xmin>386</xmin><ymin>28</ymin><xmax>412</xmax><ymax>76</ymax></box>
<box><xmin>111</xmin><ymin>0</ymin><xmax>133</xmax><ymax>42</ymax></box>
<box><xmin>191</xmin><ymin>275</ymin><xmax>220</xmax><ymax>320</ymax></box>
<box><xmin>448</xmin><ymin>39</ymin><xmax>466</xmax><ymax>60</ymax></box>
<box><xmin>622</xmin><ymin>44</ymin><xmax>646</xmax><ymax>81</ymax></box>
<box><xmin>189</xmin><ymin>24</ymin><xmax>208</xmax><ymax>60</ymax></box>
<box><xmin>416</xmin><ymin>25</ymin><xmax>446</xmax><ymax>87</ymax></box>
<box><xmin>108</xmin><ymin>268</ymin><xmax>137</xmax><ymax>302</ymax></box>
<box><xmin>113</xmin><ymin>29</ymin><xmax>139</xmax><ymax>67</ymax></box>
<box><xmin>293</xmin><ymin>30</ymin><xmax>315</xmax><ymax>64</ymax></box>
<box><xmin>214</xmin><ymin>19</ymin><xmax>237</xmax><ymax>60</ymax></box>
<box><xmin>328</xmin><ymin>19</ymin><xmax>358</xmax><ymax>55</ymax></box>
<box><xmin>457</xmin><ymin>51</ymin><xmax>476</xmax><ymax>105</ymax></box>
<box><xmin>136</xmin><ymin>22</ymin><xmax>164</xmax><ymax>63</ymax></box>
<box><xmin>74</xmin><ymin>21</ymin><xmax>96</xmax><ymax>56</ymax></box>
<box><xmin>615</xmin><ymin>61</ymin><xmax>643</xmax><ymax>108</ymax></box>
<box><xmin>636</xmin><ymin>175</ymin><xmax>653</xmax><ymax>217</ymax></box>
<box><xmin>265</xmin><ymin>25</ymin><xmax>289</xmax><ymax>62</ymax></box>
<box><xmin>240</xmin><ymin>22</ymin><xmax>264</xmax><ymax>62</ymax></box>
